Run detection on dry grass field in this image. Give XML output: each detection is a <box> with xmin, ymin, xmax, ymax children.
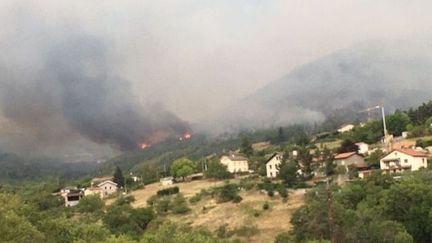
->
<box><xmin>110</xmin><ymin>179</ymin><xmax>306</xmax><ymax>242</ymax></box>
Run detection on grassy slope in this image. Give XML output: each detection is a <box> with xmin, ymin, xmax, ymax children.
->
<box><xmin>112</xmin><ymin>179</ymin><xmax>305</xmax><ymax>243</ymax></box>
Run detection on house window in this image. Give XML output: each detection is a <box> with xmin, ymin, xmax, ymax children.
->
<box><xmin>269</xmin><ymin>165</ymin><xmax>272</xmax><ymax>169</ymax></box>
<box><xmin>276</xmin><ymin>171</ymin><xmax>279</xmax><ymax>176</ymax></box>
<box><xmin>270</xmin><ymin>172</ymin><xmax>273</xmax><ymax>177</ymax></box>
<box><xmin>404</xmin><ymin>159</ymin><xmax>408</xmax><ymax>163</ymax></box>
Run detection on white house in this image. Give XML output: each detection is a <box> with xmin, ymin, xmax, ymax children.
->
<box><xmin>266</xmin><ymin>153</ymin><xmax>284</xmax><ymax>178</ymax></box>
<box><xmin>63</xmin><ymin>191</ymin><xmax>83</xmax><ymax>207</ymax></box>
<box><xmin>338</xmin><ymin>124</ymin><xmax>355</xmax><ymax>133</ymax></box>
<box><xmin>220</xmin><ymin>152</ymin><xmax>249</xmax><ymax>173</ymax></box>
<box><xmin>97</xmin><ymin>180</ymin><xmax>118</xmax><ymax>197</ymax></box>
<box><xmin>160</xmin><ymin>177</ymin><xmax>174</xmax><ymax>186</ymax></box>
<box><xmin>355</xmin><ymin>142</ymin><xmax>369</xmax><ymax>155</ymax></box>
<box><xmin>380</xmin><ymin>149</ymin><xmax>428</xmax><ymax>173</ymax></box>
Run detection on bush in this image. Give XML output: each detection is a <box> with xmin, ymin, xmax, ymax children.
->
<box><xmin>217</xmin><ymin>184</ymin><xmax>240</xmax><ymax>203</ymax></box>
<box><xmin>155</xmin><ymin>197</ymin><xmax>171</xmax><ymax>215</ymax></box>
<box><xmin>232</xmin><ymin>225</ymin><xmax>259</xmax><ymax>238</ymax></box>
<box><xmin>263</xmin><ymin>202</ymin><xmax>270</xmax><ymax>210</ymax></box>
<box><xmin>147</xmin><ymin>195</ymin><xmax>158</xmax><ymax>207</ymax></box>
<box><xmin>233</xmin><ymin>195</ymin><xmax>243</xmax><ymax>203</ymax></box>
<box><xmin>113</xmin><ymin>195</ymin><xmax>135</xmax><ymax>206</ymax></box>
<box><xmin>216</xmin><ymin>224</ymin><xmax>233</xmax><ymax>238</ymax></box>
<box><xmin>239</xmin><ymin>178</ymin><xmax>256</xmax><ymax>191</ymax></box>
<box><xmin>77</xmin><ymin>195</ymin><xmax>105</xmax><ymax>214</ymax></box>
<box><xmin>189</xmin><ymin>189</ymin><xmax>210</xmax><ymax>204</ymax></box>
<box><xmin>277</xmin><ymin>184</ymin><xmax>288</xmax><ymax>200</ymax></box>
<box><xmin>189</xmin><ymin>194</ymin><xmax>202</xmax><ymax>204</ymax></box>
<box><xmin>275</xmin><ymin>232</ymin><xmax>295</xmax><ymax>243</ymax></box>
<box><xmin>156</xmin><ymin>186</ymin><xmax>179</xmax><ymax>196</ymax></box>
<box><xmin>293</xmin><ymin>182</ymin><xmax>311</xmax><ymax>189</ymax></box>
<box><xmin>103</xmin><ymin>204</ymin><xmax>154</xmax><ymax>238</ymax></box>
<box><xmin>267</xmin><ymin>190</ymin><xmax>274</xmax><ymax>197</ymax></box>
<box><xmin>205</xmin><ymin>159</ymin><xmax>231</xmax><ymax>179</ymax></box>
<box><xmin>171</xmin><ymin>194</ymin><xmax>191</xmax><ymax>214</ymax></box>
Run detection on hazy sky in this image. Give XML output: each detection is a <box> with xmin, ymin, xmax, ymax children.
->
<box><xmin>2</xmin><ymin>0</ymin><xmax>431</xmax><ymax>122</ymax></box>
<box><xmin>1</xmin><ymin>0</ymin><xmax>432</xmax><ymax>156</ymax></box>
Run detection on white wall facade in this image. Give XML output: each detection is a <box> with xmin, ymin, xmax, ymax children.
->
<box><xmin>98</xmin><ymin>181</ymin><xmax>118</xmax><ymax>196</ymax></box>
<box><xmin>338</xmin><ymin>124</ymin><xmax>354</xmax><ymax>133</ymax></box>
<box><xmin>220</xmin><ymin>156</ymin><xmax>249</xmax><ymax>173</ymax></box>
<box><xmin>266</xmin><ymin>154</ymin><xmax>283</xmax><ymax>178</ymax></box>
<box><xmin>356</xmin><ymin>143</ymin><xmax>369</xmax><ymax>155</ymax></box>
<box><xmin>380</xmin><ymin>151</ymin><xmax>427</xmax><ymax>172</ymax></box>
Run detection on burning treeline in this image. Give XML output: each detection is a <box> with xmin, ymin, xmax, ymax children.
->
<box><xmin>0</xmin><ymin>34</ymin><xmax>190</xmax><ymax>152</ymax></box>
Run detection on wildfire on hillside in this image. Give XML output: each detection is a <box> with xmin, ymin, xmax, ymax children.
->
<box><xmin>139</xmin><ymin>143</ymin><xmax>150</xmax><ymax>150</ymax></box>
<box><xmin>179</xmin><ymin>132</ymin><xmax>192</xmax><ymax>141</ymax></box>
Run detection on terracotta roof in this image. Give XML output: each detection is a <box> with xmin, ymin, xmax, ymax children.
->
<box><xmin>86</xmin><ymin>187</ymin><xmax>102</xmax><ymax>191</ymax></box>
<box><xmin>396</xmin><ymin>149</ymin><xmax>428</xmax><ymax>157</ymax></box>
<box><xmin>334</xmin><ymin>152</ymin><xmax>357</xmax><ymax>160</ymax></box>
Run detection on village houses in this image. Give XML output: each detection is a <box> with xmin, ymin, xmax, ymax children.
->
<box><xmin>355</xmin><ymin>142</ymin><xmax>369</xmax><ymax>155</ymax></box>
<box><xmin>334</xmin><ymin>151</ymin><xmax>367</xmax><ymax>171</ymax></box>
<box><xmin>97</xmin><ymin>180</ymin><xmax>118</xmax><ymax>197</ymax></box>
<box><xmin>58</xmin><ymin>187</ymin><xmax>83</xmax><ymax>207</ymax></box>
<box><xmin>337</xmin><ymin>123</ymin><xmax>355</xmax><ymax>133</ymax></box>
<box><xmin>380</xmin><ymin>148</ymin><xmax>428</xmax><ymax>174</ymax></box>
<box><xmin>220</xmin><ymin>152</ymin><xmax>249</xmax><ymax>173</ymax></box>
<box><xmin>266</xmin><ymin>152</ymin><xmax>284</xmax><ymax>178</ymax></box>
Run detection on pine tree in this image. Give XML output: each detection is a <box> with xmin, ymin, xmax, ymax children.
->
<box><xmin>113</xmin><ymin>166</ymin><xmax>125</xmax><ymax>188</ymax></box>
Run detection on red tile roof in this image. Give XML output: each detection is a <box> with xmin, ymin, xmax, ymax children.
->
<box><xmin>334</xmin><ymin>151</ymin><xmax>357</xmax><ymax>160</ymax></box>
<box><xmin>396</xmin><ymin>149</ymin><xmax>428</xmax><ymax>157</ymax></box>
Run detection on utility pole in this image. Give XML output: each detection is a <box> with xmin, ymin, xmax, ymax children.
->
<box><xmin>359</xmin><ymin>105</ymin><xmax>390</xmax><ymax>148</ymax></box>
<box><xmin>326</xmin><ymin>178</ymin><xmax>336</xmax><ymax>243</ymax></box>
<box><xmin>381</xmin><ymin>106</ymin><xmax>388</xmax><ymax>138</ymax></box>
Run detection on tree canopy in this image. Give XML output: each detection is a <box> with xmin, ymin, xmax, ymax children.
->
<box><xmin>170</xmin><ymin>158</ymin><xmax>196</xmax><ymax>180</ymax></box>
<box><xmin>113</xmin><ymin>166</ymin><xmax>125</xmax><ymax>188</ymax></box>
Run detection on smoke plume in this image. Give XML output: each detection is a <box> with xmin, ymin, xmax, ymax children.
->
<box><xmin>0</xmin><ymin>33</ymin><xmax>190</xmax><ymax>152</ymax></box>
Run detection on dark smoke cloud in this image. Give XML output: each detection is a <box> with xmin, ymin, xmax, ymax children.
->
<box><xmin>0</xmin><ymin>33</ymin><xmax>190</xmax><ymax>151</ymax></box>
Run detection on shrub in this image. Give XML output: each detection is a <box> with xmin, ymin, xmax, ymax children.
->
<box><xmin>155</xmin><ymin>197</ymin><xmax>171</xmax><ymax>215</ymax></box>
<box><xmin>189</xmin><ymin>189</ymin><xmax>210</xmax><ymax>204</ymax></box>
<box><xmin>277</xmin><ymin>184</ymin><xmax>288</xmax><ymax>200</ymax></box>
<box><xmin>189</xmin><ymin>194</ymin><xmax>202</xmax><ymax>204</ymax></box>
<box><xmin>103</xmin><ymin>204</ymin><xmax>154</xmax><ymax>238</ymax></box>
<box><xmin>156</xmin><ymin>186</ymin><xmax>179</xmax><ymax>196</ymax></box>
<box><xmin>217</xmin><ymin>184</ymin><xmax>240</xmax><ymax>203</ymax></box>
<box><xmin>216</xmin><ymin>224</ymin><xmax>232</xmax><ymax>238</ymax></box>
<box><xmin>232</xmin><ymin>225</ymin><xmax>259</xmax><ymax>238</ymax></box>
<box><xmin>147</xmin><ymin>195</ymin><xmax>158</xmax><ymax>207</ymax></box>
<box><xmin>113</xmin><ymin>195</ymin><xmax>135</xmax><ymax>206</ymax></box>
<box><xmin>205</xmin><ymin>159</ymin><xmax>231</xmax><ymax>179</ymax></box>
<box><xmin>267</xmin><ymin>190</ymin><xmax>274</xmax><ymax>197</ymax></box>
<box><xmin>77</xmin><ymin>195</ymin><xmax>105</xmax><ymax>214</ymax></box>
<box><xmin>171</xmin><ymin>194</ymin><xmax>191</xmax><ymax>214</ymax></box>
<box><xmin>239</xmin><ymin>179</ymin><xmax>256</xmax><ymax>191</ymax></box>
<box><xmin>263</xmin><ymin>202</ymin><xmax>270</xmax><ymax>210</ymax></box>
<box><xmin>275</xmin><ymin>232</ymin><xmax>295</xmax><ymax>243</ymax></box>
<box><xmin>233</xmin><ymin>195</ymin><xmax>243</xmax><ymax>203</ymax></box>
